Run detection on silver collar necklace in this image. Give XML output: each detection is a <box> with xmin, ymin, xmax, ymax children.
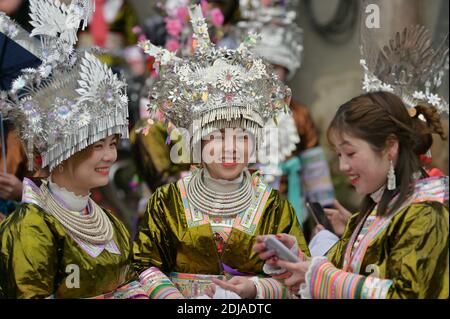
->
<box><xmin>186</xmin><ymin>168</ymin><xmax>254</xmax><ymax>217</ymax></box>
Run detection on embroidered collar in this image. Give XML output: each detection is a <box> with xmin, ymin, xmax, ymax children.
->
<box><xmin>410</xmin><ymin>176</ymin><xmax>448</xmax><ymax>204</ymax></box>
<box><xmin>178</xmin><ymin>171</ymin><xmax>272</xmax><ymax>236</ymax></box>
<box><xmin>21</xmin><ymin>178</ymin><xmax>120</xmax><ymax>258</ymax></box>
<box><xmin>343</xmin><ymin>175</ymin><xmax>448</xmax><ymax>273</ymax></box>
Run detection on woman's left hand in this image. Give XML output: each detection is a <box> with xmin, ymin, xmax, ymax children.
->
<box><xmin>211</xmin><ymin>276</ymin><xmax>257</xmax><ymax>299</ymax></box>
<box><xmin>273</xmin><ymin>259</ymin><xmax>311</xmax><ymax>287</ymax></box>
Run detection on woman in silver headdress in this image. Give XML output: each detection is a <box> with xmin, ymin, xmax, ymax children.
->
<box><xmin>254</xmin><ymin>25</ymin><xmax>449</xmax><ymax>299</ymax></box>
<box><xmin>0</xmin><ymin>1</ymin><xmax>146</xmax><ymax>299</ymax></box>
<box><xmin>131</xmin><ymin>5</ymin><xmax>310</xmax><ymax>299</ymax></box>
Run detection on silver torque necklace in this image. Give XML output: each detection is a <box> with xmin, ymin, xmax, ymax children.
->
<box><xmin>40</xmin><ymin>181</ymin><xmax>114</xmax><ymax>245</ymax></box>
<box><xmin>186</xmin><ymin>168</ymin><xmax>254</xmax><ymax>217</ymax></box>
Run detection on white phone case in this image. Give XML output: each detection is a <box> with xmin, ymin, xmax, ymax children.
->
<box><xmin>264</xmin><ymin>235</ymin><xmax>299</xmax><ymax>262</ymax></box>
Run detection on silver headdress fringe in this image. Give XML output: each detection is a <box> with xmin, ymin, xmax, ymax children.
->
<box><xmin>235</xmin><ymin>0</ymin><xmax>303</xmax><ymax>80</ymax></box>
<box><xmin>138</xmin><ymin>4</ymin><xmax>290</xmax><ymax>155</ymax></box>
<box><xmin>0</xmin><ymin>0</ymin><xmax>128</xmax><ymax>172</ymax></box>
<box><xmin>360</xmin><ymin>24</ymin><xmax>449</xmax><ymax>114</ymax></box>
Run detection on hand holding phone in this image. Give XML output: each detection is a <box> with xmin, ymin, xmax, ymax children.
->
<box><xmin>264</xmin><ymin>235</ymin><xmax>299</xmax><ymax>263</ymax></box>
<box><xmin>306</xmin><ymin>202</ymin><xmax>335</xmax><ymax>233</ymax></box>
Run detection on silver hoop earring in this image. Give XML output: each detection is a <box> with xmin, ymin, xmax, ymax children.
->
<box><xmin>387</xmin><ymin>160</ymin><xmax>396</xmax><ymax>190</ymax></box>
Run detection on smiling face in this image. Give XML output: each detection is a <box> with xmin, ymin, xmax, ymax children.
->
<box><xmin>201</xmin><ymin>128</ymin><xmax>255</xmax><ymax>180</ymax></box>
<box><xmin>51</xmin><ymin>135</ymin><xmax>118</xmax><ymax>195</ymax></box>
<box><xmin>330</xmin><ymin>131</ymin><xmax>398</xmax><ymax>195</ymax></box>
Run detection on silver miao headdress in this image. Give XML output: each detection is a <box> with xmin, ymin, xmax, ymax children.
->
<box><xmin>236</xmin><ymin>0</ymin><xmax>303</xmax><ymax>80</ymax></box>
<box><xmin>360</xmin><ymin>24</ymin><xmax>449</xmax><ymax>115</ymax></box>
<box><xmin>0</xmin><ymin>0</ymin><xmax>129</xmax><ymax>172</ymax></box>
<box><xmin>139</xmin><ymin>5</ymin><xmax>291</xmax><ymax>150</ymax></box>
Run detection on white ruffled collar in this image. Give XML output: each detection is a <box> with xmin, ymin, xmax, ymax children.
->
<box><xmin>48</xmin><ymin>178</ymin><xmax>90</xmax><ymax>212</ymax></box>
<box><xmin>202</xmin><ymin>168</ymin><xmax>244</xmax><ymax>193</ymax></box>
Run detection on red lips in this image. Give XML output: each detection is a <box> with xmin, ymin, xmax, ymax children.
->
<box><xmin>95</xmin><ymin>167</ymin><xmax>110</xmax><ymax>176</ymax></box>
<box><xmin>221</xmin><ymin>162</ymin><xmax>238</xmax><ymax>168</ymax></box>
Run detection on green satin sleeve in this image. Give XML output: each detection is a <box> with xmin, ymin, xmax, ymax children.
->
<box><xmin>132</xmin><ymin>184</ymin><xmax>177</xmax><ymax>274</ymax></box>
<box><xmin>325</xmin><ymin>202</ymin><xmax>448</xmax><ymax>299</ymax></box>
<box><xmin>383</xmin><ymin>203</ymin><xmax>448</xmax><ymax>298</ymax></box>
<box><xmin>132</xmin><ymin>182</ymin><xmax>310</xmax><ymax>276</ymax></box>
<box><xmin>0</xmin><ymin>204</ymin><xmax>135</xmax><ymax>299</ymax></box>
<box><xmin>0</xmin><ymin>205</ymin><xmax>58</xmax><ymax>298</ymax></box>
<box><xmin>275</xmin><ymin>197</ymin><xmax>310</xmax><ymax>257</ymax></box>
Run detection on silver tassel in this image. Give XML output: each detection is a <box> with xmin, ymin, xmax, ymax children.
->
<box><xmin>387</xmin><ymin>160</ymin><xmax>396</xmax><ymax>190</ymax></box>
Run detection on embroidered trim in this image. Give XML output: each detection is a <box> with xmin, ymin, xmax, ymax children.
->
<box><xmin>412</xmin><ymin>176</ymin><xmax>448</xmax><ymax>204</ymax></box>
<box><xmin>91</xmin><ymin>281</ymin><xmax>149</xmax><ymax>299</ymax></box>
<box><xmin>250</xmin><ymin>277</ymin><xmax>287</xmax><ymax>299</ymax></box>
<box><xmin>21</xmin><ymin>178</ymin><xmax>120</xmax><ymax>258</ymax></box>
<box><xmin>343</xmin><ymin>214</ymin><xmax>393</xmax><ymax>273</ymax></box>
<box><xmin>68</xmin><ymin>230</ymin><xmax>121</xmax><ymax>258</ymax></box>
<box><xmin>178</xmin><ymin>173</ymin><xmax>272</xmax><ymax>235</ymax></box>
<box><xmin>178</xmin><ymin>175</ymin><xmax>209</xmax><ymax>227</ymax></box>
<box><xmin>169</xmin><ymin>272</ymin><xmax>227</xmax><ymax>298</ymax></box>
<box><xmin>299</xmin><ymin>256</ymin><xmax>326</xmax><ymax>299</ymax></box>
<box><xmin>139</xmin><ymin>267</ymin><xmax>185</xmax><ymax>299</ymax></box>
<box><xmin>301</xmin><ymin>257</ymin><xmax>366</xmax><ymax>299</ymax></box>
<box><xmin>22</xmin><ymin>178</ymin><xmax>43</xmax><ymax>207</ymax></box>
<box><xmin>233</xmin><ymin>175</ymin><xmax>271</xmax><ymax>235</ymax></box>
<box><xmin>343</xmin><ymin>176</ymin><xmax>448</xmax><ymax>273</ymax></box>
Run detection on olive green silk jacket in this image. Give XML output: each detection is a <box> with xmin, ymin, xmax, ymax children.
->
<box><xmin>327</xmin><ymin>176</ymin><xmax>448</xmax><ymax>299</ymax></box>
<box><xmin>0</xmin><ymin>179</ymin><xmax>134</xmax><ymax>298</ymax></box>
<box><xmin>133</xmin><ymin>174</ymin><xmax>310</xmax><ymax>275</ymax></box>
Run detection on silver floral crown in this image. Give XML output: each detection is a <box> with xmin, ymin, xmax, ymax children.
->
<box><xmin>0</xmin><ymin>0</ymin><xmax>128</xmax><ymax>172</ymax></box>
<box><xmin>360</xmin><ymin>25</ymin><xmax>449</xmax><ymax>114</ymax></box>
<box><xmin>236</xmin><ymin>0</ymin><xmax>303</xmax><ymax>80</ymax></box>
<box><xmin>139</xmin><ymin>5</ymin><xmax>290</xmax><ymax>145</ymax></box>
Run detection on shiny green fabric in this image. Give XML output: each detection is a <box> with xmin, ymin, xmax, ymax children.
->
<box><xmin>0</xmin><ymin>204</ymin><xmax>134</xmax><ymax>298</ymax></box>
<box><xmin>133</xmin><ymin>182</ymin><xmax>310</xmax><ymax>275</ymax></box>
<box><xmin>327</xmin><ymin>202</ymin><xmax>449</xmax><ymax>299</ymax></box>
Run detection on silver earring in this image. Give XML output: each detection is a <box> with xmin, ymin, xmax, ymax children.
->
<box><xmin>387</xmin><ymin>160</ymin><xmax>396</xmax><ymax>190</ymax></box>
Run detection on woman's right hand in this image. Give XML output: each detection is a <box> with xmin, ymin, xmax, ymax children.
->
<box><xmin>253</xmin><ymin>233</ymin><xmax>297</xmax><ymax>266</ymax></box>
<box><xmin>323</xmin><ymin>200</ymin><xmax>352</xmax><ymax>237</ymax></box>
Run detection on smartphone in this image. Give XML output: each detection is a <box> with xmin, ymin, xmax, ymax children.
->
<box><xmin>306</xmin><ymin>202</ymin><xmax>334</xmax><ymax>233</ymax></box>
<box><xmin>264</xmin><ymin>235</ymin><xmax>299</xmax><ymax>263</ymax></box>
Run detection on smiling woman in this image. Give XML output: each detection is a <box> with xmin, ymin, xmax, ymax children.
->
<box><xmin>0</xmin><ymin>1</ymin><xmax>146</xmax><ymax>299</ymax></box>
<box><xmin>50</xmin><ymin>135</ymin><xmax>119</xmax><ymax>196</ymax></box>
<box><xmin>255</xmin><ymin>91</ymin><xmax>449</xmax><ymax>299</ymax></box>
<box><xmin>131</xmin><ymin>5</ymin><xmax>310</xmax><ymax>299</ymax></box>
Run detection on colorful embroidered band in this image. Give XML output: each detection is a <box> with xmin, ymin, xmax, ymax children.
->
<box><xmin>250</xmin><ymin>277</ymin><xmax>288</xmax><ymax>299</ymax></box>
<box><xmin>91</xmin><ymin>281</ymin><xmax>148</xmax><ymax>299</ymax></box>
<box><xmin>139</xmin><ymin>267</ymin><xmax>184</xmax><ymax>299</ymax></box>
<box><xmin>169</xmin><ymin>272</ymin><xmax>227</xmax><ymax>298</ymax></box>
<box><xmin>301</xmin><ymin>257</ymin><xmax>393</xmax><ymax>299</ymax></box>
